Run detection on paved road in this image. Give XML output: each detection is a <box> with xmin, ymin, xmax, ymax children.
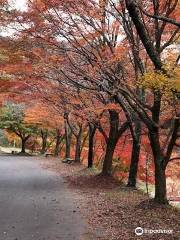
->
<box><xmin>0</xmin><ymin>155</ymin><xmax>86</xmax><ymax>240</ymax></box>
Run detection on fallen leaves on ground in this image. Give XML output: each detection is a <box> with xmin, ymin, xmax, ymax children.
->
<box><xmin>40</xmin><ymin>158</ymin><xmax>180</xmax><ymax>240</ymax></box>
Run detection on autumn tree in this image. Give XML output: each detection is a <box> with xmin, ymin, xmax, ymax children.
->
<box><xmin>3</xmin><ymin>0</ymin><xmax>179</xmax><ymax>204</ymax></box>
<box><xmin>110</xmin><ymin>0</ymin><xmax>180</xmax><ymax>203</ymax></box>
<box><xmin>0</xmin><ymin>102</ymin><xmax>37</xmax><ymax>153</ymax></box>
<box><xmin>25</xmin><ymin>101</ymin><xmax>65</xmax><ymax>156</ymax></box>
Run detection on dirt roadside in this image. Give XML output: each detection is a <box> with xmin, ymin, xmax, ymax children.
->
<box><xmin>41</xmin><ymin>157</ymin><xmax>180</xmax><ymax>240</ymax></box>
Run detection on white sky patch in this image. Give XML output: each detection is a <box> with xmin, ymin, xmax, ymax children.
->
<box><xmin>9</xmin><ymin>0</ymin><xmax>27</xmax><ymax>11</ymax></box>
<box><xmin>0</xmin><ymin>0</ymin><xmax>28</xmax><ymax>36</ymax></box>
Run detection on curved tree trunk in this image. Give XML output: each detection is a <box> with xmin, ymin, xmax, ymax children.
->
<box><xmin>101</xmin><ymin>111</ymin><xmax>119</xmax><ymax>175</ymax></box>
<box><xmin>127</xmin><ymin>121</ymin><xmax>141</xmax><ymax>187</ymax></box>
<box><xmin>54</xmin><ymin>137</ymin><xmax>61</xmax><ymax>157</ymax></box>
<box><xmin>20</xmin><ymin>135</ymin><xmax>30</xmax><ymax>153</ymax></box>
<box><xmin>101</xmin><ymin>111</ymin><xmax>129</xmax><ymax>176</ymax></box>
<box><xmin>74</xmin><ymin>126</ymin><xmax>82</xmax><ymax>162</ymax></box>
<box><xmin>54</xmin><ymin>130</ymin><xmax>63</xmax><ymax>157</ymax></box>
<box><xmin>65</xmin><ymin>120</ymin><xmax>72</xmax><ymax>159</ymax></box>
<box><xmin>88</xmin><ymin>123</ymin><xmax>96</xmax><ymax>168</ymax></box>
<box><xmin>40</xmin><ymin>129</ymin><xmax>48</xmax><ymax>154</ymax></box>
<box><xmin>102</xmin><ymin>139</ymin><xmax>117</xmax><ymax>176</ymax></box>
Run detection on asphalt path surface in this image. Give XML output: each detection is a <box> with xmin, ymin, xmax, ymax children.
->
<box><xmin>0</xmin><ymin>155</ymin><xmax>86</xmax><ymax>240</ymax></box>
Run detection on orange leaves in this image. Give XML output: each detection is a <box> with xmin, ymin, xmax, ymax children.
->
<box><xmin>99</xmin><ymin>0</ymin><xmax>107</xmax><ymax>21</ymax></box>
<box><xmin>31</xmin><ymin>0</ymin><xmax>47</xmax><ymax>12</ymax></box>
<box><xmin>109</xmin><ymin>44</ymin><xmax>127</xmax><ymax>64</ymax></box>
<box><xmin>24</xmin><ymin>102</ymin><xmax>64</xmax><ymax>129</ymax></box>
<box><xmin>103</xmin><ymin>103</ymin><xmax>121</xmax><ymax>111</ymax></box>
<box><xmin>1</xmin><ymin>63</ymin><xmax>33</xmax><ymax>76</ymax></box>
<box><xmin>48</xmin><ymin>54</ymin><xmax>65</xmax><ymax>64</ymax></box>
<box><xmin>32</xmin><ymin>47</ymin><xmax>45</xmax><ymax>59</ymax></box>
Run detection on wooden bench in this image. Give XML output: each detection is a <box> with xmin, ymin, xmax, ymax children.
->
<box><xmin>62</xmin><ymin>158</ymin><xmax>74</xmax><ymax>164</ymax></box>
<box><xmin>45</xmin><ymin>153</ymin><xmax>53</xmax><ymax>157</ymax></box>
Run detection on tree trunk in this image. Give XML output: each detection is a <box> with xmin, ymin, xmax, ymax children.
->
<box><xmin>88</xmin><ymin>123</ymin><xmax>96</xmax><ymax>168</ymax></box>
<box><xmin>125</xmin><ymin>0</ymin><xmax>163</xmax><ymax>70</ymax></box>
<box><xmin>149</xmin><ymin>131</ymin><xmax>168</xmax><ymax>204</ymax></box>
<box><xmin>65</xmin><ymin>120</ymin><xmax>72</xmax><ymax>159</ymax></box>
<box><xmin>102</xmin><ymin>138</ymin><xmax>117</xmax><ymax>175</ymax></box>
<box><xmin>54</xmin><ymin>130</ymin><xmax>63</xmax><ymax>157</ymax></box>
<box><xmin>21</xmin><ymin>138</ymin><xmax>26</xmax><ymax>153</ymax></box>
<box><xmin>21</xmin><ymin>135</ymin><xmax>30</xmax><ymax>153</ymax></box>
<box><xmin>154</xmin><ymin>161</ymin><xmax>168</xmax><ymax>204</ymax></box>
<box><xmin>74</xmin><ymin>126</ymin><xmax>82</xmax><ymax>162</ymax></box>
<box><xmin>101</xmin><ymin>111</ymin><xmax>129</xmax><ymax>176</ymax></box>
<box><xmin>40</xmin><ymin>130</ymin><xmax>48</xmax><ymax>154</ymax></box>
<box><xmin>101</xmin><ymin>110</ymin><xmax>119</xmax><ymax>176</ymax></box>
<box><xmin>127</xmin><ymin>139</ymin><xmax>140</xmax><ymax>187</ymax></box>
<box><xmin>127</xmin><ymin>121</ymin><xmax>141</xmax><ymax>187</ymax></box>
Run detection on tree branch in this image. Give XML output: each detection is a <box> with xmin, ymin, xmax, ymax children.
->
<box><xmin>142</xmin><ymin>11</ymin><xmax>180</xmax><ymax>28</ymax></box>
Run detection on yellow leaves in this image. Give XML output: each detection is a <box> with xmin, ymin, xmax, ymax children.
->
<box><xmin>139</xmin><ymin>66</ymin><xmax>180</xmax><ymax>95</ymax></box>
<box><xmin>170</xmin><ymin>66</ymin><xmax>180</xmax><ymax>92</ymax></box>
<box><xmin>0</xmin><ymin>51</ymin><xmax>8</xmax><ymax>62</ymax></box>
<box><xmin>140</xmin><ymin>71</ymin><xmax>168</xmax><ymax>90</ymax></box>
